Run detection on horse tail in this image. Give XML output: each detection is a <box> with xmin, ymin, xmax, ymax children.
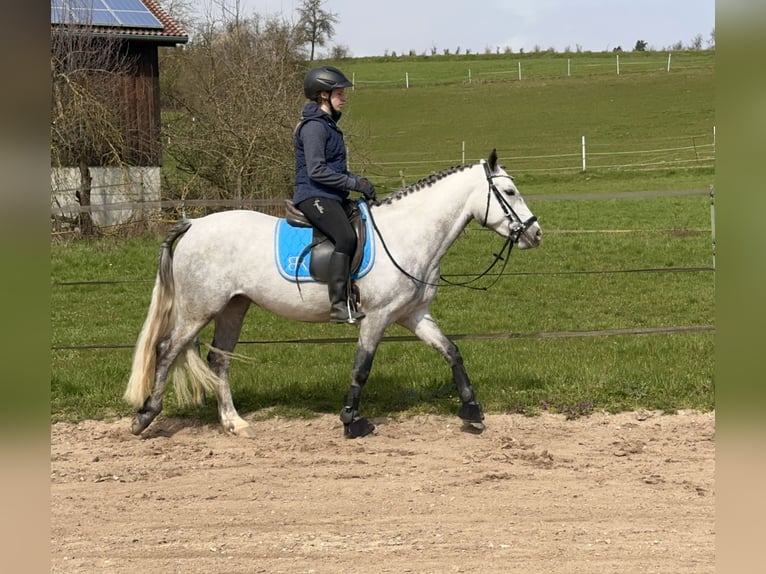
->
<box><xmin>169</xmin><ymin>345</ymin><xmax>222</xmax><ymax>407</ymax></box>
<box><xmin>123</xmin><ymin>219</ymin><xmax>192</xmax><ymax>408</ymax></box>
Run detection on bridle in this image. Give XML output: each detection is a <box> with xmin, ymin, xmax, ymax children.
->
<box><xmin>366</xmin><ymin>161</ymin><xmax>538</xmax><ymax>291</ymax></box>
<box><xmin>480</xmin><ymin>159</ymin><xmax>538</xmax><ymax>244</ymax></box>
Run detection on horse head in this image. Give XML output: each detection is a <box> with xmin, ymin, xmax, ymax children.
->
<box><xmin>472</xmin><ymin>149</ymin><xmax>542</xmax><ymax>250</ymax></box>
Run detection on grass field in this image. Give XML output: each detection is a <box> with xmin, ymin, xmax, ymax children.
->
<box><xmin>51</xmin><ymin>51</ymin><xmax>715</xmax><ymax>425</ymax></box>
<box><xmin>330</xmin><ymin>51</ymin><xmax>714</xmax><ymax>193</ymax></box>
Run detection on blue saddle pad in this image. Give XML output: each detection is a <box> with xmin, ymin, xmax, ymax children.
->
<box><xmin>274</xmin><ymin>201</ymin><xmax>376</xmax><ymax>283</ymax></box>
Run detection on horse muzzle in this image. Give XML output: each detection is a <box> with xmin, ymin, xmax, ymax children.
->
<box><xmin>513</xmin><ymin>218</ymin><xmax>542</xmax><ymax>249</ymax></box>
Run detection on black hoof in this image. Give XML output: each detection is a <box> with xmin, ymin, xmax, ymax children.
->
<box><xmin>344</xmin><ymin>417</ymin><xmax>375</xmax><ymax>439</ymax></box>
<box><xmin>462</xmin><ymin>420</ymin><xmax>486</xmax><ymax>434</ymax></box>
<box><xmin>458</xmin><ymin>401</ymin><xmax>485</xmax><ymax>423</ymax></box>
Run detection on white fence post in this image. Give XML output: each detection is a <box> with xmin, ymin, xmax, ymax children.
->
<box><xmin>710</xmin><ymin>185</ymin><xmax>716</xmax><ymax>287</ymax></box>
<box><xmin>461</xmin><ymin>141</ymin><xmax>465</xmax><ymax>164</ymax></box>
<box><xmin>567</xmin><ymin>58</ymin><xmax>571</xmax><ymax>77</ymax></box>
<box><xmin>352</xmin><ymin>72</ymin><xmax>355</xmax><ymax>90</ymax></box>
<box><xmin>518</xmin><ymin>61</ymin><xmax>522</xmax><ymax>80</ymax></box>
<box><xmin>581</xmin><ymin>136</ymin><xmax>587</xmax><ymax>171</ymax></box>
<box><xmin>468</xmin><ymin>69</ymin><xmax>472</xmax><ymax>84</ymax></box>
<box><xmin>616</xmin><ymin>54</ymin><xmax>620</xmax><ymax>75</ymax></box>
<box><xmin>405</xmin><ymin>72</ymin><xmax>409</xmax><ymax>88</ymax></box>
<box><xmin>667</xmin><ymin>53</ymin><xmax>672</xmax><ymax>72</ymax></box>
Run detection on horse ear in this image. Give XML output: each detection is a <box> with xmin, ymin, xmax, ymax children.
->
<box><xmin>488</xmin><ymin>149</ymin><xmax>498</xmax><ymax>172</ymax></box>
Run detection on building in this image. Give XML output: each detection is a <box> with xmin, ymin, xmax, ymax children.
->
<box><xmin>50</xmin><ymin>0</ymin><xmax>188</xmax><ymax>230</ymax></box>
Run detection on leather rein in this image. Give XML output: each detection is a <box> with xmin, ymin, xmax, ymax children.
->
<box><xmin>367</xmin><ymin>161</ymin><xmax>537</xmax><ymax>291</ymax></box>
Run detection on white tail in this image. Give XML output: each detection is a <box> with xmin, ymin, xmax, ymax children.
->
<box><xmin>123</xmin><ymin>221</ymin><xmax>217</xmax><ymax>408</ymax></box>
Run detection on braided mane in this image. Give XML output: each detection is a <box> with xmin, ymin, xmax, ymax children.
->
<box><xmin>380</xmin><ymin>164</ymin><xmax>471</xmax><ymax>205</ymax></box>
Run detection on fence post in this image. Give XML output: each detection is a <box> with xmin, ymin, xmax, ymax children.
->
<box><xmin>667</xmin><ymin>53</ymin><xmax>672</xmax><ymax>72</ymax></box>
<box><xmin>710</xmin><ymin>185</ymin><xmax>716</xmax><ymax>288</ymax></box>
<box><xmin>616</xmin><ymin>54</ymin><xmax>620</xmax><ymax>75</ymax></box>
<box><xmin>581</xmin><ymin>136</ymin><xmax>586</xmax><ymax>171</ymax></box>
<box><xmin>461</xmin><ymin>141</ymin><xmax>465</xmax><ymax>164</ymax></box>
<box><xmin>518</xmin><ymin>61</ymin><xmax>522</xmax><ymax>80</ymax></box>
<box><xmin>405</xmin><ymin>72</ymin><xmax>409</xmax><ymax>88</ymax></box>
<box><xmin>352</xmin><ymin>72</ymin><xmax>356</xmax><ymax>90</ymax></box>
<box><xmin>468</xmin><ymin>69</ymin><xmax>472</xmax><ymax>84</ymax></box>
<box><xmin>567</xmin><ymin>58</ymin><xmax>571</xmax><ymax>77</ymax></box>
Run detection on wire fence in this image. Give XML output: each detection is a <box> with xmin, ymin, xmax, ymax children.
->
<box><xmin>50</xmin><ymin>131</ymin><xmax>716</xmax><ymax>232</ymax></box>
<box><xmin>348</xmin><ymin>52</ymin><xmax>714</xmax><ymax>88</ymax></box>
<box><xmin>51</xmin><ymin>187</ymin><xmax>715</xmax><ymax>352</ymax></box>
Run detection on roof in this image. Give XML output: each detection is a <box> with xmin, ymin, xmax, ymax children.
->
<box><xmin>50</xmin><ymin>0</ymin><xmax>188</xmax><ymax>45</ymax></box>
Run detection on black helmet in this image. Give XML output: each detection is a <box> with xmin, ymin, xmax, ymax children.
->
<box><xmin>303</xmin><ymin>66</ymin><xmax>353</xmax><ymax>99</ymax></box>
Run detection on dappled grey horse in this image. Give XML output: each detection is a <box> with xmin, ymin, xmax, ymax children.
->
<box><xmin>124</xmin><ymin>149</ymin><xmax>542</xmax><ymax>438</ymax></box>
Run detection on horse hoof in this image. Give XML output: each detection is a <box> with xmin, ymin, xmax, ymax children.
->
<box><xmin>230</xmin><ymin>426</ymin><xmax>257</xmax><ymax>439</ymax></box>
<box><xmin>344</xmin><ymin>417</ymin><xmax>375</xmax><ymax>439</ymax></box>
<box><xmin>130</xmin><ymin>417</ymin><xmax>147</xmax><ymax>435</ymax></box>
<box><xmin>462</xmin><ymin>420</ymin><xmax>486</xmax><ymax>434</ymax></box>
<box><xmin>458</xmin><ymin>401</ymin><xmax>485</xmax><ymax>423</ymax></box>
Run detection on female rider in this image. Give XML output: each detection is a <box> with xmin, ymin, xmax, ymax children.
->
<box><xmin>293</xmin><ymin>66</ymin><xmax>377</xmax><ymax>323</ymax></box>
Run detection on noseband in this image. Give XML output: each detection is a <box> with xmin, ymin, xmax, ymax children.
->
<box><xmin>481</xmin><ymin>160</ymin><xmax>538</xmax><ymax>243</ymax></box>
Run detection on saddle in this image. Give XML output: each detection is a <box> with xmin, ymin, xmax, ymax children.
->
<box><xmin>279</xmin><ymin>199</ymin><xmax>371</xmax><ymax>283</ymax></box>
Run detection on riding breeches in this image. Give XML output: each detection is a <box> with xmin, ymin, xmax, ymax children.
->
<box><xmin>296</xmin><ymin>197</ymin><xmax>357</xmax><ymax>256</ymax></box>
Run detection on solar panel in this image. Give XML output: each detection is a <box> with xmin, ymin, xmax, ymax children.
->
<box><xmin>51</xmin><ymin>0</ymin><xmax>164</xmax><ymax>29</ymax></box>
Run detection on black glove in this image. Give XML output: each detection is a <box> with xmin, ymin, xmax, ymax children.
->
<box><xmin>355</xmin><ymin>176</ymin><xmax>376</xmax><ymax>202</ymax></box>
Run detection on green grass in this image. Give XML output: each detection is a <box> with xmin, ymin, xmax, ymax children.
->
<box><xmin>328</xmin><ymin>52</ymin><xmax>714</xmax><ymax>194</ymax></box>
<box><xmin>51</xmin><ymin>194</ymin><xmax>714</xmax><ymax>423</ymax></box>
<box><xmin>51</xmin><ymin>51</ymin><xmax>715</xmax><ymax>424</ymax></box>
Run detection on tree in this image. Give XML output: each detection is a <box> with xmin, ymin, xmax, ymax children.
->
<box><xmin>634</xmin><ymin>39</ymin><xmax>648</xmax><ymax>52</ymax></box>
<box><xmin>160</xmin><ymin>14</ymin><xmax>306</xmax><ymax>205</ymax></box>
<box><xmin>296</xmin><ymin>0</ymin><xmax>338</xmax><ymax>62</ymax></box>
<box><xmin>51</xmin><ymin>16</ymin><xmax>141</xmax><ymax>235</ymax></box>
<box><xmin>329</xmin><ymin>44</ymin><xmax>352</xmax><ymax>59</ymax></box>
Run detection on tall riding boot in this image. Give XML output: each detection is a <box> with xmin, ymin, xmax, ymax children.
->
<box><xmin>328</xmin><ymin>252</ymin><xmax>365</xmax><ymax>323</ymax></box>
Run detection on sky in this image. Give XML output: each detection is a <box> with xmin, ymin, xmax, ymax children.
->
<box><xmin>227</xmin><ymin>0</ymin><xmax>716</xmax><ymax>57</ymax></box>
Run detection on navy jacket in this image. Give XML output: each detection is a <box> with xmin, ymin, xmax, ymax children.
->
<box><xmin>293</xmin><ymin>102</ymin><xmax>357</xmax><ymax>205</ymax></box>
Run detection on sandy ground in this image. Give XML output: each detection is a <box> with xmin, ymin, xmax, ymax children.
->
<box><xmin>51</xmin><ymin>410</ymin><xmax>714</xmax><ymax>573</ymax></box>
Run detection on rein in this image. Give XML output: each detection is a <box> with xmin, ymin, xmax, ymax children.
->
<box><xmin>365</xmin><ymin>163</ymin><xmax>534</xmax><ymax>291</ymax></box>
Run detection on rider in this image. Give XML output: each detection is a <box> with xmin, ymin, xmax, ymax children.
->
<box><xmin>293</xmin><ymin>65</ymin><xmax>377</xmax><ymax>324</ymax></box>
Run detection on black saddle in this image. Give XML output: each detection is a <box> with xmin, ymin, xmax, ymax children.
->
<box><xmin>283</xmin><ymin>199</ymin><xmax>367</xmax><ymax>283</ymax></box>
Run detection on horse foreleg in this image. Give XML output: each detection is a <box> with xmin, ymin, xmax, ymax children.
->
<box><xmin>340</xmin><ymin>350</ymin><xmax>376</xmax><ymax>438</ymax></box>
<box><xmin>340</xmin><ymin>323</ymin><xmax>385</xmax><ymax>438</ymax></box>
<box><xmin>399</xmin><ymin>313</ymin><xmax>485</xmax><ymax>432</ymax></box>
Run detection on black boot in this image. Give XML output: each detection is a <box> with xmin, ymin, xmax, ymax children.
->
<box><xmin>328</xmin><ymin>252</ymin><xmax>365</xmax><ymax>323</ymax></box>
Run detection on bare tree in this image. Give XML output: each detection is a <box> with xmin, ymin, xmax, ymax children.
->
<box><xmin>160</xmin><ymin>14</ymin><xmax>306</xmax><ymax>206</ymax></box>
<box><xmin>51</xmin><ymin>17</ymin><xmax>142</xmax><ymax>235</ymax></box>
<box><xmin>296</xmin><ymin>0</ymin><xmax>339</xmax><ymax>62</ymax></box>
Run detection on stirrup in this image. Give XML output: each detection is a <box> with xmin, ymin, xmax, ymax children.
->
<box><xmin>330</xmin><ymin>306</ymin><xmax>365</xmax><ymax>324</ymax></box>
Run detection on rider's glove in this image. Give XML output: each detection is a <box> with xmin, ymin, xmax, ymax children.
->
<box><xmin>353</xmin><ymin>176</ymin><xmax>377</xmax><ymax>202</ymax></box>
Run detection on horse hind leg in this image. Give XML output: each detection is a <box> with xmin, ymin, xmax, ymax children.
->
<box><xmin>398</xmin><ymin>313</ymin><xmax>485</xmax><ymax>433</ymax></box>
<box><xmin>205</xmin><ymin>295</ymin><xmax>255</xmax><ymax>438</ymax></box>
<box><xmin>131</xmin><ymin>323</ymin><xmax>202</xmax><ymax>435</ymax></box>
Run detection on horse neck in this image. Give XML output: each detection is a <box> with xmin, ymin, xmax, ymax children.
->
<box><xmin>374</xmin><ymin>167</ymin><xmax>481</xmax><ymax>266</ymax></box>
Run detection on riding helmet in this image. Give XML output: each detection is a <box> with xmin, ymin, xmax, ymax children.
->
<box><xmin>303</xmin><ymin>66</ymin><xmax>353</xmax><ymax>99</ymax></box>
